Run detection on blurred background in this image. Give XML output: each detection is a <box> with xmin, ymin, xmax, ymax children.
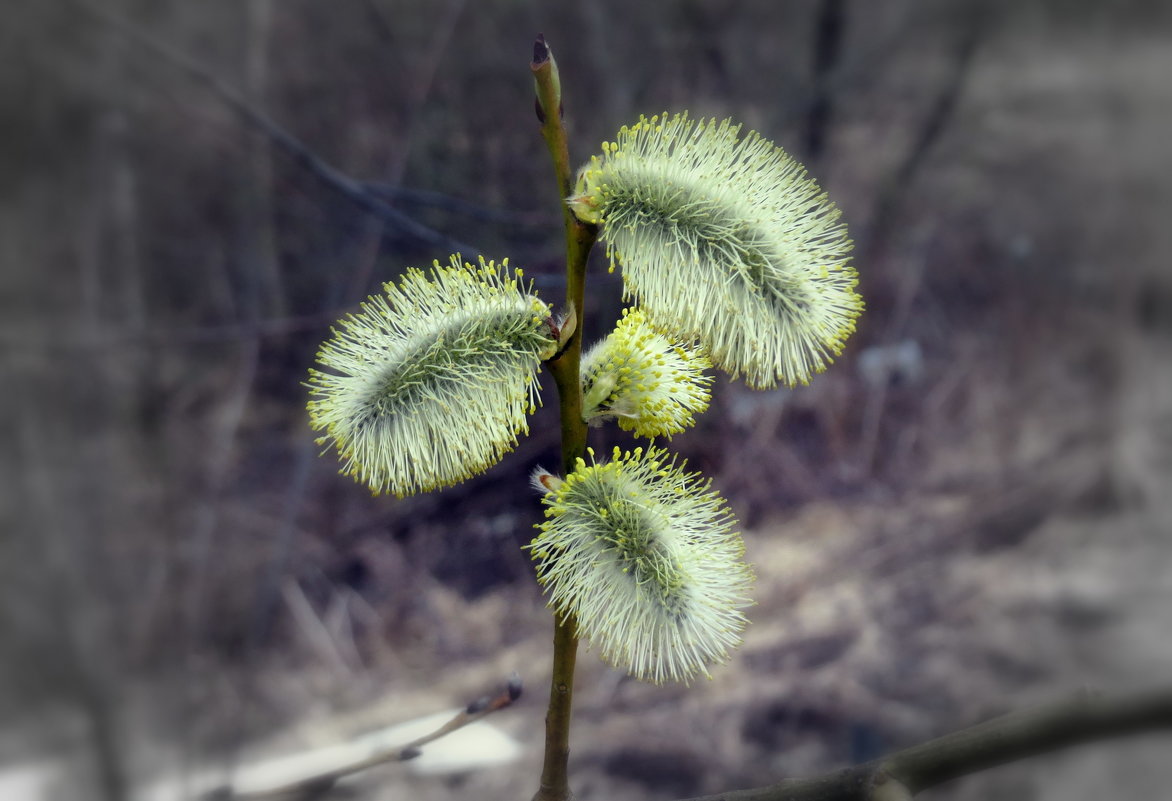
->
<box><xmin>2</xmin><ymin>1</ymin><xmax>1171</xmax><ymax>799</ymax></box>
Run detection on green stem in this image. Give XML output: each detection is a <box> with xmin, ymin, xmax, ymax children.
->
<box><xmin>531</xmin><ymin>34</ymin><xmax>597</xmax><ymax>801</ymax></box>
<box><xmin>534</xmin><ymin>612</ymin><xmax>579</xmax><ymax>801</ymax></box>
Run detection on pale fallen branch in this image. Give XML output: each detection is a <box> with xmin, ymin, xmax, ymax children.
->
<box><xmin>207</xmin><ymin>674</ymin><xmax>522</xmax><ymax>800</ymax></box>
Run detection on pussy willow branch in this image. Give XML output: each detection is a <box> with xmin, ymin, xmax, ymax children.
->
<box><xmin>531</xmin><ymin>34</ymin><xmax>598</xmax><ymax>801</ymax></box>
<box><xmin>679</xmin><ymin>686</ymin><xmax>1172</xmax><ymax>801</ymax></box>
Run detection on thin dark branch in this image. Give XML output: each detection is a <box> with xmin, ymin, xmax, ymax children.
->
<box><xmin>852</xmin><ymin>1</ymin><xmax>990</xmax><ymax>478</ymax></box>
<box><xmin>359</xmin><ymin>0</ymin><xmax>398</xmax><ymax>48</ymax></box>
<box><xmin>865</xmin><ymin>0</ymin><xmax>989</xmax><ymax>256</ymax></box>
<box><xmin>679</xmin><ymin>687</ymin><xmax>1172</xmax><ymax>801</ymax></box>
<box><xmin>891</xmin><ymin>6</ymin><xmax>986</xmax><ymax>190</ymax></box>
<box><xmin>0</xmin><ymin>283</ymin><xmax>571</xmax><ymax>353</ymax></box>
<box><xmin>70</xmin><ymin>0</ymin><xmax>481</xmax><ymax>258</ymax></box>
<box><xmin>344</xmin><ymin>0</ymin><xmax>468</xmax><ymax>301</ymax></box>
<box><xmin>804</xmin><ymin>0</ymin><xmax>848</xmax><ymax>163</ymax></box>
<box><xmin>0</xmin><ymin>311</ymin><xmax>341</xmax><ymax>351</ymax></box>
<box><xmin>772</xmin><ymin>4</ymin><xmax>916</xmax><ymax>133</ymax></box>
<box><xmin>362</xmin><ymin>184</ymin><xmax>560</xmax><ymax>228</ymax></box>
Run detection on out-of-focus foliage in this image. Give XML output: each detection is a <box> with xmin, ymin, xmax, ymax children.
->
<box><xmin>2</xmin><ymin>1</ymin><xmax>1170</xmax><ymax>798</ymax></box>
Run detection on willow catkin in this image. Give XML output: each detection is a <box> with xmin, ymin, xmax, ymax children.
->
<box><xmin>580</xmin><ymin>307</ymin><xmax>712</xmax><ymax>438</ymax></box>
<box><xmin>308</xmin><ymin>255</ymin><xmax>556</xmax><ymax>497</ymax></box>
<box><xmin>569</xmin><ymin>112</ymin><xmax>862</xmax><ymax>389</ymax></box>
<box><xmin>529</xmin><ymin>446</ymin><xmax>754</xmax><ymax>684</ymax></box>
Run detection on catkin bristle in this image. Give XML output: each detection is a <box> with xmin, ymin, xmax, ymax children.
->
<box><xmin>571</xmin><ymin>112</ymin><xmax>862</xmax><ymax>389</ymax></box>
<box><xmin>580</xmin><ymin>308</ymin><xmax>711</xmax><ymax>438</ymax></box>
<box><xmin>527</xmin><ymin>446</ymin><xmax>753</xmax><ymax>684</ymax></box>
<box><xmin>307</xmin><ymin>255</ymin><xmax>555</xmax><ymax>497</ymax></box>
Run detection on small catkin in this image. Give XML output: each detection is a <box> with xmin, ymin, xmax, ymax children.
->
<box><xmin>580</xmin><ymin>307</ymin><xmax>712</xmax><ymax>438</ymax></box>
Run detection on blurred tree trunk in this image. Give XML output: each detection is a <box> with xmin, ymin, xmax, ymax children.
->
<box><xmin>244</xmin><ymin>0</ymin><xmax>285</xmax><ymax>318</ymax></box>
<box><xmin>109</xmin><ymin>111</ymin><xmax>145</xmax><ymax>332</ymax></box>
<box><xmin>804</xmin><ymin>0</ymin><xmax>847</xmax><ymax>164</ymax></box>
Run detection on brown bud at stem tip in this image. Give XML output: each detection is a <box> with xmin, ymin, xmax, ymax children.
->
<box><xmin>530</xmin><ymin>33</ymin><xmax>562</xmax><ymax>122</ymax></box>
<box><xmin>466</xmin><ymin>695</ymin><xmax>491</xmax><ymax>715</ymax></box>
<box><xmin>533</xmin><ymin>34</ymin><xmax>549</xmax><ymax>65</ymax></box>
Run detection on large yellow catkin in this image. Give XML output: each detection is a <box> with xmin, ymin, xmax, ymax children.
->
<box><xmin>528</xmin><ymin>446</ymin><xmax>754</xmax><ymax>684</ymax></box>
<box><xmin>307</xmin><ymin>254</ymin><xmax>555</xmax><ymax>497</ymax></box>
<box><xmin>569</xmin><ymin>112</ymin><xmax>862</xmax><ymax>389</ymax></box>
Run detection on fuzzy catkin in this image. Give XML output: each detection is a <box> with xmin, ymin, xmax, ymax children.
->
<box><xmin>529</xmin><ymin>446</ymin><xmax>754</xmax><ymax>684</ymax></box>
<box><xmin>569</xmin><ymin>112</ymin><xmax>862</xmax><ymax>389</ymax></box>
<box><xmin>307</xmin><ymin>255</ymin><xmax>555</xmax><ymax>497</ymax></box>
<box><xmin>580</xmin><ymin>307</ymin><xmax>712</xmax><ymax>438</ymax></box>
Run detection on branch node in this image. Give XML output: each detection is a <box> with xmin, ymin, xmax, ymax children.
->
<box><xmin>466</xmin><ymin>695</ymin><xmax>491</xmax><ymax>715</ymax></box>
<box><xmin>533</xmin><ymin>34</ymin><xmax>550</xmax><ymax>65</ymax></box>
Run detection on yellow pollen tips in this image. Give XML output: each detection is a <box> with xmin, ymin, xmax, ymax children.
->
<box><xmin>307</xmin><ymin>254</ymin><xmax>555</xmax><ymax>497</ymax></box>
<box><xmin>526</xmin><ymin>446</ymin><xmax>753</xmax><ymax>684</ymax></box>
<box><xmin>580</xmin><ymin>308</ymin><xmax>711</xmax><ymax>438</ymax></box>
<box><xmin>569</xmin><ymin>111</ymin><xmax>861</xmax><ymax>388</ymax></box>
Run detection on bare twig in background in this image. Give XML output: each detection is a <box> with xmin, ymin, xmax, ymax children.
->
<box><xmin>108</xmin><ymin>109</ymin><xmax>146</xmax><ymax>332</ymax></box>
<box><xmin>16</xmin><ymin>403</ymin><xmax>129</xmax><ymax>801</ymax></box>
<box><xmin>221</xmin><ymin>673</ymin><xmax>523</xmax><ymax>800</ymax></box>
<box><xmin>0</xmin><ymin>310</ymin><xmax>340</xmax><ymax>351</ymax></box>
<box><xmin>0</xmin><ymin>269</ymin><xmax>568</xmax><ymax>352</ymax></box>
<box><xmin>804</xmin><ymin>0</ymin><xmax>847</xmax><ymax>164</ymax></box>
<box><xmin>281</xmin><ymin>579</ymin><xmax>361</xmax><ymax>679</ymax></box>
<box><xmin>181</xmin><ymin>325</ymin><xmax>261</xmax><ymax>786</ymax></box>
<box><xmin>865</xmin><ymin>0</ymin><xmax>989</xmax><ymax>261</ymax></box>
<box><xmin>680</xmin><ymin>687</ymin><xmax>1172</xmax><ymax>801</ymax></box>
<box><xmin>854</xmin><ymin>0</ymin><xmax>989</xmax><ymax>479</ymax></box>
<box><xmin>70</xmin><ymin>0</ymin><xmax>482</xmax><ymax>259</ymax></box>
<box><xmin>771</xmin><ymin>3</ymin><xmax>917</xmax><ymax>134</ymax></box>
<box><xmin>2</xmin><ymin>1</ymin><xmax>564</xmax><ymax>356</ymax></box>
<box><xmin>581</xmin><ymin>0</ymin><xmax>632</xmax><ymax>125</ymax></box>
<box><xmin>343</xmin><ymin>0</ymin><xmax>468</xmax><ymax>302</ymax></box>
<box><xmin>359</xmin><ymin>0</ymin><xmax>398</xmax><ymax>49</ymax></box>
<box><xmin>243</xmin><ymin>0</ymin><xmax>286</xmax><ymax>318</ymax></box>
<box><xmin>362</xmin><ymin>0</ymin><xmax>467</xmax><ymax>181</ymax></box>
<box><xmin>361</xmin><ymin>184</ymin><xmax>559</xmax><ymax>228</ymax></box>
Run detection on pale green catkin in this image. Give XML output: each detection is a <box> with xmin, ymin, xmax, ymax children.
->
<box><xmin>307</xmin><ymin>255</ymin><xmax>555</xmax><ymax>497</ymax></box>
<box><xmin>569</xmin><ymin>112</ymin><xmax>863</xmax><ymax>389</ymax></box>
<box><xmin>528</xmin><ymin>446</ymin><xmax>754</xmax><ymax>684</ymax></box>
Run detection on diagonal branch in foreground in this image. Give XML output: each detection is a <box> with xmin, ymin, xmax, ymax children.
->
<box><xmin>681</xmin><ymin>687</ymin><xmax>1172</xmax><ymax>801</ymax></box>
<box><xmin>69</xmin><ymin>0</ymin><xmax>480</xmax><ymax>258</ymax></box>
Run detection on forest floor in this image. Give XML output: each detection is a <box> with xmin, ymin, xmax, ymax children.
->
<box><xmin>98</xmin><ymin>322</ymin><xmax>1167</xmax><ymax>801</ymax></box>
